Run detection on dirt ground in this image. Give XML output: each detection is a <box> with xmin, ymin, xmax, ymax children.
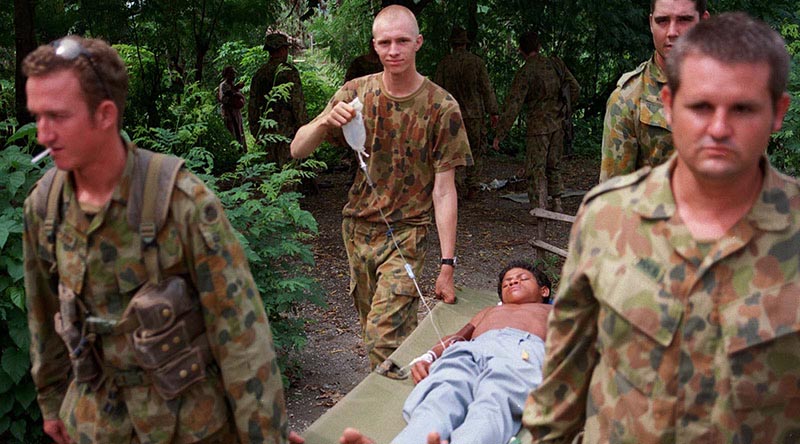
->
<box><xmin>284</xmin><ymin>152</ymin><xmax>600</xmax><ymax>433</ymax></box>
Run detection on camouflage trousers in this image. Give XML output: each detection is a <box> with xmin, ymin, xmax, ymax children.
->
<box><xmin>456</xmin><ymin>117</ymin><xmax>487</xmax><ymax>194</ymax></box>
<box><xmin>342</xmin><ymin>217</ymin><xmax>428</xmax><ymax>368</ymax></box>
<box><xmin>130</xmin><ymin>420</ymin><xmax>238</xmax><ymax>444</ymax></box>
<box><xmin>525</xmin><ymin>127</ymin><xmax>564</xmax><ymax>208</ymax></box>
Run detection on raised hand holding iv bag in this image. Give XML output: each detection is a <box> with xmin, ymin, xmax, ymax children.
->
<box><xmin>342</xmin><ymin>97</ymin><xmax>368</xmax><ymax>158</ymax></box>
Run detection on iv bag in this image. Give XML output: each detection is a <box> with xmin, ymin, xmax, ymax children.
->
<box><xmin>342</xmin><ymin>97</ymin><xmax>367</xmax><ymax>156</ymax></box>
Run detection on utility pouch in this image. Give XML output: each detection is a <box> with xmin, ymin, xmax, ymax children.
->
<box><xmin>54</xmin><ymin>284</ymin><xmax>103</xmax><ymax>386</ymax></box>
<box><xmin>128</xmin><ymin>275</ymin><xmax>212</xmax><ymax>399</ymax></box>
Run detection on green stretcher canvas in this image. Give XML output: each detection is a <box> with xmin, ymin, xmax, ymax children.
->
<box><xmin>301</xmin><ymin>286</ymin><xmax>535</xmax><ymax>444</ymax></box>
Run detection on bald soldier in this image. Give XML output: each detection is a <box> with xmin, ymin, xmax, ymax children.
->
<box><xmin>528</xmin><ymin>13</ymin><xmax>799</xmax><ymax>443</ymax></box>
<box><xmin>291</xmin><ymin>6</ymin><xmax>471</xmax><ymax>368</ymax></box>
<box><xmin>599</xmin><ymin>0</ymin><xmax>709</xmax><ymax>181</ymax></box>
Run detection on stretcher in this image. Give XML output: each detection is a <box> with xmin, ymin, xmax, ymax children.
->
<box><xmin>301</xmin><ymin>286</ymin><xmax>534</xmax><ymax>444</ymax></box>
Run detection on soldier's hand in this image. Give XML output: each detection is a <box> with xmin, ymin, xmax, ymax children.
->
<box><xmin>323</xmin><ymin>101</ymin><xmax>356</xmax><ymax>129</ymax></box>
<box><xmin>492</xmin><ymin>137</ymin><xmax>500</xmax><ymax>151</ymax></box>
<box><xmin>44</xmin><ymin>419</ymin><xmax>72</xmax><ymax>444</ymax></box>
<box><xmin>289</xmin><ymin>430</ymin><xmax>305</xmax><ymax>443</ymax></box>
<box><xmin>410</xmin><ymin>360</ymin><xmax>432</xmax><ymax>384</ymax></box>
<box><xmin>435</xmin><ymin>267</ymin><xmax>456</xmax><ymax>304</ymax></box>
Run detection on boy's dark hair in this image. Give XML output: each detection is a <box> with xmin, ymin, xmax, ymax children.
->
<box><xmin>650</xmin><ymin>0</ymin><xmax>706</xmax><ymax>16</ymax></box>
<box><xmin>497</xmin><ymin>259</ymin><xmax>552</xmax><ymax>304</ymax></box>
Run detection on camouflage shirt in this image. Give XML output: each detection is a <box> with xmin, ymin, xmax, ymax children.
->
<box><xmin>23</xmin><ymin>145</ymin><xmax>289</xmax><ymax>443</ymax></box>
<box><xmin>496</xmin><ymin>53</ymin><xmax>579</xmax><ymax>139</ymax></box>
<box><xmin>433</xmin><ymin>48</ymin><xmax>499</xmax><ymax>119</ymax></box>
<box><xmin>526</xmin><ymin>156</ymin><xmax>800</xmax><ymax>443</ymax></box>
<box><xmin>248</xmin><ymin>58</ymin><xmax>307</xmax><ymax>141</ymax></box>
<box><xmin>599</xmin><ymin>54</ymin><xmax>672</xmax><ymax>182</ymax></box>
<box><xmin>315</xmin><ymin>73</ymin><xmax>472</xmax><ymax>225</ymax></box>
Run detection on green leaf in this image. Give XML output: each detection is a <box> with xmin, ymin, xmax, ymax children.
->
<box><xmin>9</xmin><ymin>286</ymin><xmax>25</xmax><ymax>310</ymax></box>
<box><xmin>0</xmin><ymin>391</ymin><xmax>13</xmax><ymax>416</ymax></box>
<box><xmin>0</xmin><ymin>369</ymin><xmax>12</xmax><ymax>394</ymax></box>
<box><xmin>1</xmin><ymin>349</ymin><xmax>30</xmax><ymax>384</ymax></box>
<box><xmin>10</xmin><ymin>418</ymin><xmax>26</xmax><ymax>441</ymax></box>
<box><xmin>6</xmin><ymin>171</ymin><xmax>26</xmax><ymax>199</ymax></box>
<box><xmin>8</xmin><ymin>310</ymin><xmax>30</xmax><ymax>350</ymax></box>
<box><xmin>0</xmin><ymin>414</ymin><xmax>9</xmax><ymax>435</ymax></box>
<box><xmin>14</xmin><ymin>382</ymin><xmax>36</xmax><ymax>409</ymax></box>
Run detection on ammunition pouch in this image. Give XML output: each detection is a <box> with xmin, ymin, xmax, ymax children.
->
<box><xmin>127</xmin><ymin>276</ymin><xmax>213</xmax><ymax>400</ymax></box>
<box><xmin>54</xmin><ymin>284</ymin><xmax>104</xmax><ymax>389</ymax></box>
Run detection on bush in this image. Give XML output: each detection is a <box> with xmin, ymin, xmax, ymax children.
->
<box><xmin>0</xmin><ymin>122</ymin><xmax>47</xmax><ymax>443</ymax></box>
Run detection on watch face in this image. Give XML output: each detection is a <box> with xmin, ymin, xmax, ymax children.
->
<box><xmin>441</xmin><ymin>258</ymin><xmax>456</xmax><ymax>266</ymax></box>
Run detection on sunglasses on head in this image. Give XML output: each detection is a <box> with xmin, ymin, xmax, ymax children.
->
<box><xmin>51</xmin><ymin>37</ymin><xmax>112</xmax><ymax>100</ymax></box>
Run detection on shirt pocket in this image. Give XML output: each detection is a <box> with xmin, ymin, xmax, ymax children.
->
<box><xmin>721</xmin><ymin>282</ymin><xmax>800</xmax><ymax>410</ymax></box>
<box><xmin>639</xmin><ymin>94</ymin><xmax>670</xmax><ymax>131</ymax></box>
<box><xmin>597</xmin><ymin>265</ymin><xmax>683</xmax><ymax>396</ymax></box>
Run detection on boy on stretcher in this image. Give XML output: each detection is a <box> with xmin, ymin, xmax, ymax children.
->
<box><xmin>342</xmin><ymin>260</ymin><xmax>553</xmax><ymax>444</ymax></box>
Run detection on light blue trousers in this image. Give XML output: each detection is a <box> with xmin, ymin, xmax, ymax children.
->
<box><xmin>394</xmin><ymin>328</ymin><xmax>545</xmax><ymax>444</ymax></box>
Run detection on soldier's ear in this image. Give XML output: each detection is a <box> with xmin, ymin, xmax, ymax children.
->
<box><xmin>661</xmin><ymin>86</ymin><xmax>673</xmax><ymax>127</ymax></box>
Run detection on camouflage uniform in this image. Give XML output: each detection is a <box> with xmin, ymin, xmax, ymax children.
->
<box><xmin>526</xmin><ymin>156</ymin><xmax>800</xmax><ymax>443</ymax></box>
<box><xmin>248</xmin><ymin>58</ymin><xmax>307</xmax><ymax>167</ymax></box>
<box><xmin>344</xmin><ymin>54</ymin><xmax>383</xmax><ymax>82</ymax></box>
<box><xmin>496</xmin><ymin>54</ymin><xmax>579</xmax><ymax>207</ymax></box>
<box><xmin>314</xmin><ymin>73</ymin><xmax>472</xmax><ymax>367</ymax></box>
<box><xmin>434</xmin><ymin>48</ymin><xmax>499</xmax><ymax>193</ymax></box>
<box><xmin>599</xmin><ymin>54</ymin><xmax>672</xmax><ymax>182</ymax></box>
<box><xmin>23</xmin><ymin>144</ymin><xmax>289</xmax><ymax>444</ymax></box>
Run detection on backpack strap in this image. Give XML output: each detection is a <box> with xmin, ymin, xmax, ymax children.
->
<box><xmin>131</xmin><ymin>149</ymin><xmax>185</xmax><ymax>284</ymax></box>
<box><xmin>33</xmin><ymin>168</ymin><xmax>68</xmax><ymax>261</ymax></box>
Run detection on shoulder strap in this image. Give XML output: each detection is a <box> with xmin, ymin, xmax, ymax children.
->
<box><xmin>131</xmin><ymin>149</ymin><xmax>184</xmax><ymax>284</ymax></box>
<box><xmin>35</xmin><ymin>168</ymin><xmax>67</xmax><ymax>259</ymax></box>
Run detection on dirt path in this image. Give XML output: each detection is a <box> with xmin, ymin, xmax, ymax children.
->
<box><xmin>284</xmin><ymin>153</ymin><xmax>599</xmax><ymax>432</ymax></box>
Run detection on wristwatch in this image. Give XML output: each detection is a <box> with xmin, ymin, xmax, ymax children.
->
<box><xmin>441</xmin><ymin>257</ymin><xmax>457</xmax><ymax>267</ymax></box>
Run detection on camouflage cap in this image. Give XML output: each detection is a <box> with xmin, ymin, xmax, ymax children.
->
<box><xmin>450</xmin><ymin>26</ymin><xmax>470</xmax><ymax>45</ymax></box>
<box><xmin>264</xmin><ymin>33</ymin><xmax>290</xmax><ymax>51</ymax></box>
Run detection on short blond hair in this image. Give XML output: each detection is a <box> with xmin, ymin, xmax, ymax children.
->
<box><xmin>372</xmin><ymin>5</ymin><xmax>419</xmax><ymax>37</ymax></box>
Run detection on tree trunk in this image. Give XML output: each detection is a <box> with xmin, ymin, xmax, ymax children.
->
<box><xmin>14</xmin><ymin>0</ymin><xmax>37</xmax><ymax>128</ymax></box>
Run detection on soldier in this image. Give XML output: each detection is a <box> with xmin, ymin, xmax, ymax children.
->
<box><xmin>433</xmin><ymin>26</ymin><xmax>499</xmax><ymax>200</ymax></box>
<box><xmin>22</xmin><ymin>36</ymin><xmax>302</xmax><ymax>444</ymax></box>
<box><xmin>599</xmin><ymin>0</ymin><xmax>709</xmax><ymax>182</ymax></box>
<box><xmin>492</xmin><ymin>31</ymin><xmax>579</xmax><ymax>213</ymax></box>
<box><xmin>249</xmin><ymin>32</ymin><xmax>307</xmax><ymax>167</ymax></box>
<box><xmin>218</xmin><ymin>65</ymin><xmax>247</xmax><ymax>149</ymax></box>
<box><xmin>344</xmin><ymin>40</ymin><xmax>383</xmax><ymax>82</ymax></box>
<box><xmin>291</xmin><ymin>5</ymin><xmax>472</xmax><ymax>368</ymax></box>
<box><xmin>527</xmin><ymin>13</ymin><xmax>797</xmax><ymax>443</ymax></box>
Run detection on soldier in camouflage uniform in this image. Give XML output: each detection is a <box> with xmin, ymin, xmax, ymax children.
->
<box><xmin>292</xmin><ymin>5</ymin><xmax>472</xmax><ymax>368</ymax></box>
<box><xmin>344</xmin><ymin>41</ymin><xmax>383</xmax><ymax>82</ymax></box>
<box><xmin>22</xmin><ymin>36</ymin><xmax>301</xmax><ymax>444</ymax></box>
<box><xmin>599</xmin><ymin>0</ymin><xmax>709</xmax><ymax>182</ymax></box>
<box><xmin>248</xmin><ymin>33</ymin><xmax>307</xmax><ymax>167</ymax></box>
<box><xmin>433</xmin><ymin>26</ymin><xmax>499</xmax><ymax>199</ymax></box>
<box><xmin>493</xmin><ymin>31</ymin><xmax>579</xmax><ymax>212</ymax></box>
<box><xmin>527</xmin><ymin>13</ymin><xmax>798</xmax><ymax>443</ymax></box>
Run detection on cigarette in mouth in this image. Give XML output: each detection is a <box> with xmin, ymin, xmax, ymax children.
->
<box><xmin>31</xmin><ymin>148</ymin><xmax>51</xmax><ymax>164</ymax></box>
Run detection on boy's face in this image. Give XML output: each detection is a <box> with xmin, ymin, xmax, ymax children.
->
<box><xmin>500</xmin><ymin>268</ymin><xmax>549</xmax><ymax>304</ymax></box>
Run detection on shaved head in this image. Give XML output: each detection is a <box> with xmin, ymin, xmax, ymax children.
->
<box><xmin>373</xmin><ymin>5</ymin><xmax>419</xmax><ymax>37</ymax></box>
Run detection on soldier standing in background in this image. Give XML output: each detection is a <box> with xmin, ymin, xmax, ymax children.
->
<box><xmin>345</xmin><ymin>41</ymin><xmax>383</xmax><ymax>82</ymax></box>
<box><xmin>434</xmin><ymin>26</ymin><xmax>499</xmax><ymax>200</ymax></box>
<box><xmin>599</xmin><ymin>0</ymin><xmax>708</xmax><ymax>182</ymax></box>
<box><xmin>528</xmin><ymin>13</ymin><xmax>798</xmax><ymax>443</ymax></box>
<box><xmin>218</xmin><ymin>65</ymin><xmax>247</xmax><ymax>149</ymax></box>
<box><xmin>249</xmin><ymin>33</ymin><xmax>307</xmax><ymax>167</ymax></box>
<box><xmin>22</xmin><ymin>36</ymin><xmax>302</xmax><ymax>443</ymax></box>
<box><xmin>493</xmin><ymin>31</ymin><xmax>579</xmax><ymax>213</ymax></box>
